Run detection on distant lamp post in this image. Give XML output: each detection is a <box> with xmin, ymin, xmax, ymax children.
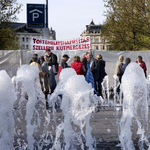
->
<box><xmin>46</xmin><ymin>0</ymin><xmax>48</xmax><ymax>28</ymax></box>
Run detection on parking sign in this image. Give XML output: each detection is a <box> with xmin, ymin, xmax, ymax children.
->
<box><xmin>27</xmin><ymin>4</ymin><xmax>45</xmax><ymax>28</ymax></box>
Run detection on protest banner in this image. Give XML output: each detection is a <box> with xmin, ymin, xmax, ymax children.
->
<box><xmin>32</xmin><ymin>36</ymin><xmax>91</xmax><ymax>51</ymax></box>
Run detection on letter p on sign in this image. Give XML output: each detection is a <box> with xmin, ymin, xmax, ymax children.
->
<box><xmin>32</xmin><ymin>13</ymin><xmax>39</xmax><ymax>21</ymax></box>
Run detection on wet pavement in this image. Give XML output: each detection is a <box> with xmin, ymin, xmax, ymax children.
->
<box><xmin>14</xmin><ymin>105</ymin><xmax>150</xmax><ymax>150</ymax></box>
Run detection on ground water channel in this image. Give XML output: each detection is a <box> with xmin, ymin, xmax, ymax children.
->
<box><xmin>0</xmin><ymin>63</ymin><xmax>150</xmax><ymax>149</ymax></box>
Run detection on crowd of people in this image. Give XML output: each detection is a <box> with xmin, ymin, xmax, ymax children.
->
<box><xmin>29</xmin><ymin>49</ymin><xmax>107</xmax><ymax>100</ymax></box>
<box><xmin>114</xmin><ymin>55</ymin><xmax>147</xmax><ymax>94</ymax></box>
<box><xmin>29</xmin><ymin>49</ymin><xmax>147</xmax><ymax>107</ymax></box>
<box><xmin>114</xmin><ymin>55</ymin><xmax>147</xmax><ymax>83</ymax></box>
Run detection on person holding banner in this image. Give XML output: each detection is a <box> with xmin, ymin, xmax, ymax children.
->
<box><xmin>45</xmin><ymin>49</ymin><xmax>59</xmax><ymax>75</ymax></box>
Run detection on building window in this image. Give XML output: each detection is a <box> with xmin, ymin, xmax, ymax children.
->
<box><xmin>26</xmin><ymin>45</ymin><xmax>29</xmax><ymax>49</ymax></box>
<box><xmin>96</xmin><ymin>45</ymin><xmax>99</xmax><ymax>50</ymax></box>
<box><xmin>22</xmin><ymin>37</ymin><xmax>25</xmax><ymax>42</ymax></box>
<box><xmin>102</xmin><ymin>39</ymin><xmax>105</xmax><ymax>43</ymax></box>
<box><xmin>26</xmin><ymin>37</ymin><xmax>29</xmax><ymax>42</ymax></box>
<box><xmin>91</xmin><ymin>39</ymin><xmax>93</xmax><ymax>43</ymax></box>
<box><xmin>22</xmin><ymin>45</ymin><xmax>25</xmax><ymax>49</ymax></box>
<box><xmin>95</xmin><ymin>39</ymin><xmax>99</xmax><ymax>43</ymax></box>
<box><xmin>103</xmin><ymin>46</ymin><xmax>105</xmax><ymax>50</ymax></box>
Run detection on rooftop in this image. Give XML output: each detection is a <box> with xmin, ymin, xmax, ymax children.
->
<box><xmin>86</xmin><ymin>20</ymin><xmax>101</xmax><ymax>33</ymax></box>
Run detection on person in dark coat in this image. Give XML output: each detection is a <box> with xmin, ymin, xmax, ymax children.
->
<box><xmin>40</xmin><ymin>56</ymin><xmax>45</xmax><ymax>66</ymax></box>
<box><xmin>87</xmin><ymin>53</ymin><xmax>98</xmax><ymax>91</ymax></box>
<box><xmin>45</xmin><ymin>49</ymin><xmax>58</xmax><ymax>75</ymax></box>
<box><xmin>61</xmin><ymin>54</ymin><xmax>70</xmax><ymax>69</ymax></box>
<box><xmin>42</xmin><ymin>55</ymin><xmax>56</xmax><ymax>94</ymax></box>
<box><xmin>29</xmin><ymin>53</ymin><xmax>40</xmax><ymax>65</ymax></box>
<box><xmin>122</xmin><ymin>58</ymin><xmax>131</xmax><ymax>73</ymax></box>
<box><xmin>96</xmin><ymin>54</ymin><xmax>107</xmax><ymax>96</ymax></box>
<box><xmin>41</xmin><ymin>55</ymin><xmax>50</xmax><ymax>95</ymax></box>
<box><xmin>81</xmin><ymin>52</ymin><xmax>89</xmax><ymax>76</ymax></box>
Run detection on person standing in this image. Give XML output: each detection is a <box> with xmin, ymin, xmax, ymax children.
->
<box><xmin>40</xmin><ymin>56</ymin><xmax>45</xmax><ymax>66</ymax></box>
<box><xmin>41</xmin><ymin>55</ymin><xmax>51</xmax><ymax>109</ymax></box>
<box><xmin>45</xmin><ymin>49</ymin><xmax>58</xmax><ymax>75</ymax></box>
<box><xmin>114</xmin><ymin>55</ymin><xmax>124</xmax><ymax>83</ymax></box>
<box><xmin>136</xmin><ymin>56</ymin><xmax>147</xmax><ymax>77</ymax></box>
<box><xmin>87</xmin><ymin>53</ymin><xmax>98</xmax><ymax>92</ymax></box>
<box><xmin>61</xmin><ymin>54</ymin><xmax>70</xmax><ymax>69</ymax></box>
<box><xmin>30</xmin><ymin>56</ymin><xmax>44</xmax><ymax>86</ymax></box>
<box><xmin>114</xmin><ymin>55</ymin><xmax>124</xmax><ymax>95</ymax></box>
<box><xmin>29</xmin><ymin>53</ymin><xmax>40</xmax><ymax>65</ymax></box>
<box><xmin>71</xmin><ymin>56</ymin><xmax>85</xmax><ymax>75</ymax></box>
<box><xmin>81</xmin><ymin>52</ymin><xmax>89</xmax><ymax>76</ymax></box>
<box><xmin>41</xmin><ymin>55</ymin><xmax>50</xmax><ymax>95</ymax></box>
<box><xmin>122</xmin><ymin>58</ymin><xmax>131</xmax><ymax>73</ymax></box>
<box><xmin>96</xmin><ymin>54</ymin><xmax>107</xmax><ymax>96</ymax></box>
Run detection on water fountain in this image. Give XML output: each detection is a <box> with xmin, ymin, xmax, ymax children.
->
<box><xmin>0</xmin><ymin>70</ymin><xmax>16</xmax><ymax>150</ymax></box>
<box><xmin>49</xmin><ymin>68</ymin><xmax>101</xmax><ymax>150</ymax></box>
<box><xmin>119</xmin><ymin>62</ymin><xmax>150</xmax><ymax>150</ymax></box>
<box><xmin>12</xmin><ymin>65</ymin><xmax>50</xmax><ymax>149</ymax></box>
<box><xmin>101</xmin><ymin>75</ymin><xmax>110</xmax><ymax>107</ymax></box>
<box><xmin>0</xmin><ymin>62</ymin><xmax>150</xmax><ymax>150</ymax></box>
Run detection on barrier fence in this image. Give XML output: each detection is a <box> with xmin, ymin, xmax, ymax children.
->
<box><xmin>0</xmin><ymin>50</ymin><xmax>150</xmax><ymax>87</ymax></box>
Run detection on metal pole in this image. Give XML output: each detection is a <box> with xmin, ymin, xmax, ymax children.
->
<box><xmin>46</xmin><ymin>0</ymin><xmax>48</xmax><ymax>28</ymax></box>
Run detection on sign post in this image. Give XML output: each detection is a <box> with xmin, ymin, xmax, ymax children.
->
<box><xmin>27</xmin><ymin>4</ymin><xmax>45</xmax><ymax>28</ymax></box>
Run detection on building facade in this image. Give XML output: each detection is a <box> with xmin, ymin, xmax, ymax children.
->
<box><xmin>11</xmin><ymin>23</ymin><xmax>56</xmax><ymax>50</ymax></box>
<box><xmin>81</xmin><ymin>20</ymin><xmax>110</xmax><ymax>51</ymax></box>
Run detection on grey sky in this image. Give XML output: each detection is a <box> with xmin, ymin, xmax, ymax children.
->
<box><xmin>17</xmin><ymin>0</ymin><xmax>106</xmax><ymax>40</ymax></box>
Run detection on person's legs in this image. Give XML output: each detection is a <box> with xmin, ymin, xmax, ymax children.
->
<box><xmin>97</xmin><ymin>80</ymin><xmax>103</xmax><ymax>96</ymax></box>
<box><xmin>94</xmin><ymin>80</ymin><xmax>98</xmax><ymax>94</ymax></box>
<box><xmin>43</xmin><ymin>75</ymin><xmax>49</xmax><ymax>109</ymax></box>
<box><xmin>43</xmin><ymin>75</ymin><xmax>49</xmax><ymax>94</ymax></box>
<box><xmin>49</xmin><ymin>69</ymin><xmax>56</xmax><ymax>93</ymax></box>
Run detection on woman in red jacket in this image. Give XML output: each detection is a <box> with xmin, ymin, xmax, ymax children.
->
<box><xmin>71</xmin><ymin>56</ymin><xmax>85</xmax><ymax>75</ymax></box>
<box><xmin>136</xmin><ymin>55</ymin><xmax>147</xmax><ymax>77</ymax></box>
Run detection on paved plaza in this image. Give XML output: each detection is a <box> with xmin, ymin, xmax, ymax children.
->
<box><xmin>13</xmin><ymin>102</ymin><xmax>150</xmax><ymax>150</ymax></box>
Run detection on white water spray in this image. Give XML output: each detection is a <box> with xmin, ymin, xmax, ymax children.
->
<box><xmin>50</xmin><ymin>68</ymin><xmax>100</xmax><ymax>150</ymax></box>
<box><xmin>119</xmin><ymin>63</ymin><xmax>149</xmax><ymax>150</ymax></box>
<box><xmin>102</xmin><ymin>75</ymin><xmax>110</xmax><ymax>106</ymax></box>
<box><xmin>0</xmin><ymin>70</ymin><xmax>16</xmax><ymax>149</ymax></box>
<box><xmin>14</xmin><ymin>65</ymin><xmax>47</xmax><ymax>149</ymax></box>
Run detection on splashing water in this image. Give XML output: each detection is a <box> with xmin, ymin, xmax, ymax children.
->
<box><xmin>0</xmin><ymin>70</ymin><xmax>16</xmax><ymax>149</ymax></box>
<box><xmin>119</xmin><ymin>63</ymin><xmax>149</xmax><ymax>150</ymax></box>
<box><xmin>49</xmin><ymin>68</ymin><xmax>100</xmax><ymax>150</ymax></box>
<box><xmin>49</xmin><ymin>68</ymin><xmax>77</xmax><ymax>117</ymax></box>
<box><xmin>113</xmin><ymin>75</ymin><xmax>120</xmax><ymax>105</ymax></box>
<box><xmin>14</xmin><ymin>65</ymin><xmax>48</xmax><ymax>149</ymax></box>
<box><xmin>1</xmin><ymin>61</ymin><xmax>150</xmax><ymax>150</ymax></box>
<box><xmin>101</xmin><ymin>75</ymin><xmax>110</xmax><ymax>106</ymax></box>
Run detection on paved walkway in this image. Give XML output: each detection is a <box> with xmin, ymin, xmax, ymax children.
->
<box><xmin>14</xmin><ymin>105</ymin><xmax>150</xmax><ymax>150</ymax></box>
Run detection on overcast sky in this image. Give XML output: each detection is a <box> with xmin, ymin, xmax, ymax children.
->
<box><xmin>16</xmin><ymin>0</ymin><xmax>106</xmax><ymax>40</ymax></box>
